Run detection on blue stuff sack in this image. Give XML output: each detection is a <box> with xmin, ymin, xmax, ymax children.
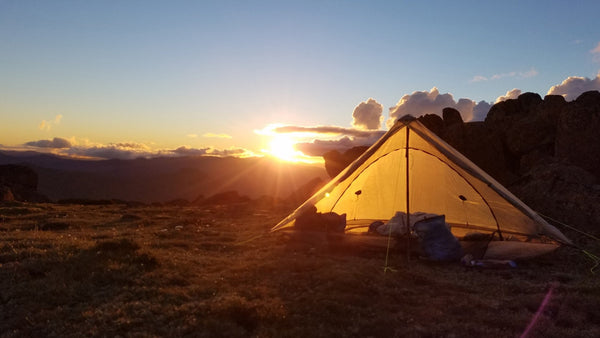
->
<box><xmin>413</xmin><ymin>215</ymin><xmax>463</xmax><ymax>262</ymax></box>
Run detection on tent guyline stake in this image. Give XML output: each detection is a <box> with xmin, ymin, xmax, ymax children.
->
<box><xmin>536</xmin><ymin>212</ymin><xmax>600</xmax><ymax>274</ymax></box>
<box><xmin>582</xmin><ymin>250</ymin><xmax>599</xmax><ymax>274</ymax></box>
<box><xmin>537</xmin><ymin>212</ymin><xmax>600</xmax><ymax>242</ymax></box>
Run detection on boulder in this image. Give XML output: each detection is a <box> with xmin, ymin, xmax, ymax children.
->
<box><xmin>1</xmin><ymin>186</ymin><xmax>15</xmax><ymax>202</ymax></box>
<box><xmin>510</xmin><ymin>162</ymin><xmax>600</xmax><ymax>237</ymax></box>
<box><xmin>417</xmin><ymin>114</ymin><xmax>444</xmax><ymax>136</ymax></box>
<box><xmin>485</xmin><ymin>92</ymin><xmax>543</xmax><ymax>134</ymax></box>
<box><xmin>555</xmin><ymin>90</ymin><xmax>600</xmax><ymax>179</ymax></box>
<box><xmin>0</xmin><ymin>165</ymin><xmax>49</xmax><ymax>202</ymax></box>
<box><xmin>443</xmin><ymin>122</ymin><xmax>515</xmax><ymax>184</ymax></box>
<box><xmin>442</xmin><ymin>107</ymin><xmax>463</xmax><ymax>127</ymax></box>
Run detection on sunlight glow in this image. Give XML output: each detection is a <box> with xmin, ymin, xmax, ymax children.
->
<box><xmin>268</xmin><ymin>134</ymin><xmax>305</xmax><ymax>162</ymax></box>
<box><xmin>255</xmin><ymin>123</ymin><xmax>324</xmax><ymax>164</ymax></box>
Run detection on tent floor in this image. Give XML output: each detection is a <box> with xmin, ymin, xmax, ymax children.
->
<box><xmin>278</xmin><ymin>230</ymin><xmax>559</xmax><ymax>260</ymax></box>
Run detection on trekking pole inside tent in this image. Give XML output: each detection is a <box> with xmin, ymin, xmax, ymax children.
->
<box><xmin>459</xmin><ymin>195</ymin><xmax>469</xmax><ymax>226</ymax></box>
<box><xmin>354</xmin><ymin>190</ymin><xmax>361</xmax><ymax>221</ymax></box>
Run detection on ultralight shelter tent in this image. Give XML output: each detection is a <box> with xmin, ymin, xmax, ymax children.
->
<box><xmin>272</xmin><ymin>115</ymin><xmax>571</xmax><ymax>258</ymax></box>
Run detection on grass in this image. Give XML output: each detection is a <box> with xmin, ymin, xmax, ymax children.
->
<box><xmin>1</xmin><ymin>202</ymin><xmax>599</xmax><ymax>337</ymax></box>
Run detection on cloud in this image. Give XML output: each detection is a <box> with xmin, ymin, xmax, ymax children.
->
<box><xmin>495</xmin><ymin>88</ymin><xmax>522</xmax><ymax>103</ymax></box>
<box><xmin>259</xmin><ymin>122</ymin><xmax>385</xmax><ymax>157</ymax></box>
<box><xmin>352</xmin><ymin>98</ymin><xmax>383</xmax><ymax>130</ymax></box>
<box><xmin>203</xmin><ymin>133</ymin><xmax>232</xmax><ymax>139</ymax></box>
<box><xmin>25</xmin><ymin>137</ymin><xmax>72</xmax><ymax>149</ymax></box>
<box><xmin>39</xmin><ymin>114</ymin><xmax>63</xmax><ymax>131</ymax></box>
<box><xmin>295</xmin><ymin>133</ymin><xmax>384</xmax><ymax>157</ymax></box>
<box><xmin>472</xmin><ymin>101</ymin><xmax>493</xmax><ymax>121</ymax></box>
<box><xmin>387</xmin><ymin>87</ymin><xmax>491</xmax><ymax>125</ymax></box>
<box><xmin>187</xmin><ymin>134</ymin><xmax>198</xmax><ymax>138</ymax></box>
<box><xmin>271</xmin><ymin>125</ymin><xmax>382</xmax><ymax>138</ymax></box>
<box><xmin>470</xmin><ymin>68</ymin><xmax>538</xmax><ymax>82</ymax></box>
<box><xmin>546</xmin><ymin>73</ymin><xmax>600</xmax><ymax>101</ymax></box>
<box><xmin>171</xmin><ymin>146</ymin><xmax>208</xmax><ymax>156</ymax></box>
<box><xmin>469</xmin><ymin>75</ymin><xmax>488</xmax><ymax>83</ymax></box>
<box><xmin>171</xmin><ymin>146</ymin><xmax>251</xmax><ymax>157</ymax></box>
<box><xmin>64</xmin><ymin>142</ymin><xmax>154</xmax><ymax>160</ymax></box>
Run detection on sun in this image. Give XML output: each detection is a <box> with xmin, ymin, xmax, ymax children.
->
<box><xmin>268</xmin><ymin>134</ymin><xmax>303</xmax><ymax>162</ymax></box>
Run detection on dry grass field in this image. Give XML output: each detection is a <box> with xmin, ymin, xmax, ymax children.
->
<box><xmin>1</xmin><ymin>201</ymin><xmax>599</xmax><ymax>337</ymax></box>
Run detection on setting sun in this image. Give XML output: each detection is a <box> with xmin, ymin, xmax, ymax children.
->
<box><xmin>268</xmin><ymin>134</ymin><xmax>304</xmax><ymax>162</ymax></box>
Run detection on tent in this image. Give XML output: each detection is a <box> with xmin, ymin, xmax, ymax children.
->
<box><xmin>272</xmin><ymin>115</ymin><xmax>571</xmax><ymax>260</ymax></box>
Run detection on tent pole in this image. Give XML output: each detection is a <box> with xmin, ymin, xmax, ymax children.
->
<box><xmin>405</xmin><ymin>124</ymin><xmax>410</xmax><ymax>262</ymax></box>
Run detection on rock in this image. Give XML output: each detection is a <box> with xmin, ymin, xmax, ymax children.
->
<box><xmin>0</xmin><ymin>165</ymin><xmax>49</xmax><ymax>202</ymax></box>
<box><xmin>442</xmin><ymin>107</ymin><xmax>463</xmax><ymax>127</ymax></box>
<box><xmin>485</xmin><ymin>92</ymin><xmax>543</xmax><ymax>134</ymax></box>
<box><xmin>443</xmin><ymin>122</ymin><xmax>515</xmax><ymax>184</ymax></box>
<box><xmin>418</xmin><ymin>114</ymin><xmax>445</xmax><ymax>136</ymax></box>
<box><xmin>484</xmin><ymin>92</ymin><xmax>569</xmax><ymax>175</ymax></box>
<box><xmin>510</xmin><ymin>162</ymin><xmax>600</xmax><ymax>236</ymax></box>
<box><xmin>555</xmin><ymin>90</ymin><xmax>600</xmax><ymax>178</ymax></box>
<box><xmin>323</xmin><ymin>146</ymin><xmax>369</xmax><ymax>179</ymax></box>
<box><xmin>1</xmin><ymin>186</ymin><xmax>15</xmax><ymax>202</ymax></box>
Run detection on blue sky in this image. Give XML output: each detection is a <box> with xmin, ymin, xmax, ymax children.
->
<box><xmin>1</xmin><ymin>0</ymin><xmax>599</xmax><ymax>160</ymax></box>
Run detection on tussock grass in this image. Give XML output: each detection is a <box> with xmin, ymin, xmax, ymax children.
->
<box><xmin>1</xmin><ymin>202</ymin><xmax>599</xmax><ymax>337</ymax></box>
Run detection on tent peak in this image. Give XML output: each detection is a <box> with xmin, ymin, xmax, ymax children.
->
<box><xmin>398</xmin><ymin>114</ymin><xmax>416</xmax><ymax>124</ymax></box>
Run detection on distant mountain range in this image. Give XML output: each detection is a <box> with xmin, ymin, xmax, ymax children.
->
<box><xmin>0</xmin><ymin>150</ymin><xmax>328</xmax><ymax>203</ymax></box>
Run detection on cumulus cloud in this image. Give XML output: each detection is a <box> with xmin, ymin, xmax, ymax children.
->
<box><xmin>546</xmin><ymin>73</ymin><xmax>600</xmax><ymax>101</ymax></box>
<box><xmin>352</xmin><ymin>98</ymin><xmax>383</xmax><ymax>130</ymax></box>
<box><xmin>495</xmin><ymin>88</ymin><xmax>522</xmax><ymax>103</ymax></box>
<box><xmin>387</xmin><ymin>87</ymin><xmax>491</xmax><ymax>125</ymax></box>
<box><xmin>472</xmin><ymin>101</ymin><xmax>493</xmax><ymax>121</ymax></box>
<box><xmin>25</xmin><ymin>137</ymin><xmax>72</xmax><ymax>149</ymax></box>
<box><xmin>39</xmin><ymin>114</ymin><xmax>63</xmax><ymax>131</ymax></box>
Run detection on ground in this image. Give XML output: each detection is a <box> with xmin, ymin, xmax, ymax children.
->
<box><xmin>1</xmin><ymin>202</ymin><xmax>599</xmax><ymax>337</ymax></box>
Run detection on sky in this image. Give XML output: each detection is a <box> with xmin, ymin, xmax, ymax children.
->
<box><xmin>1</xmin><ymin>0</ymin><xmax>600</xmax><ymax>162</ymax></box>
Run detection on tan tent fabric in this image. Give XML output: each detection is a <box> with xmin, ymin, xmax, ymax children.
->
<box><xmin>272</xmin><ymin>115</ymin><xmax>571</xmax><ymax>246</ymax></box>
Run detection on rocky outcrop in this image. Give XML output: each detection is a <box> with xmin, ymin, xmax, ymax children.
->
<box><xmin>0</xmin><ymin>165</ymin><xmax>49</xmax><ymax>202</ymax></box>
<box><xmin>485</xmin><ymin>93</ymin><xmax>564</xmax><ymax>175</ymax></box>
<box><xmin>510</xmin><ymin>162</ymin><xmax>600</xmax><ymax>235</ymax></box>
<box><xmin>417</xmin><ymin>111</ymin><xmax>514</xmax><ymax>184</ymax></box>
<box><xmin>555</xmin><ymin>90</ymin><xmax>600</xmax><ymax>179</ymax></box>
